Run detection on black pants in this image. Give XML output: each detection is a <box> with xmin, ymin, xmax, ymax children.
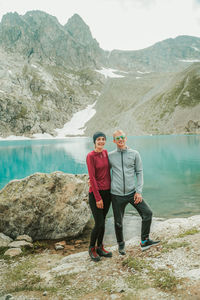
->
<box><xmin>111</xmin><ymin>192</ymin><xmax>152</xmax><ymax>243</ymax></box>
<box><xmin>89</xmin><ymin>190</ymin><xmax>111</xmax><ymax>247</ymax></box>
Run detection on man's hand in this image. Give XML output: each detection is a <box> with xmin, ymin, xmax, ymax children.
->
<box><xmin>134</xmin><ymin>193</ymin><xmax>142</xmax><ymax>204</ymax></box>
<box><xmin>96</xmin><ymin>199</ymin><xmax>104</xmax><ymax>209</ymax></box>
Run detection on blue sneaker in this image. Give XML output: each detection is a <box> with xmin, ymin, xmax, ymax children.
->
<box><xmin>140</xmin><ymin>238</ymin><xmax>160</xmax><ymax>251</ymax></box>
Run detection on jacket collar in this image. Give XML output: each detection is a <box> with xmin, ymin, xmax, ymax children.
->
<box><xmin>117</xmin><ymin>146</ymin><xmax>128</xmax><ymax>152</ymax></box>
<box><xmin>93</xmin><ymin>149</ymin><xmax>104</xmax><ymax>155</ymax></box>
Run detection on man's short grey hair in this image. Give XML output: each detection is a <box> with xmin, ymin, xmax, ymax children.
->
<box><xmin>113</xmin><ymin>129</ymin><xmax>126</xmax><ymax>138</ymax></box>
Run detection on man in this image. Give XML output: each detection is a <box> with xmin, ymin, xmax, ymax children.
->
<box><xmin>108</xmin><ymin>129</ymin><xmax>159</xmax><ymax>254</ymax></box>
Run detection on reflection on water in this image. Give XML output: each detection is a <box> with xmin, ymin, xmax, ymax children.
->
<box><xmin>104</xmin><ymin>213</ymin><xmax>164</xmax><ymax>246</ymax></box>
<box><xmin>0</xmin><ymin>135</ymin><xmax>200</xmax><ymax>218</ymax></box>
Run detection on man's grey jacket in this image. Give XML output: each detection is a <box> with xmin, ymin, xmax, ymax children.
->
<box><xmin>108</xmin><ymin>147</ymin><xmax>143</xmax><ymax>196</ymax></box>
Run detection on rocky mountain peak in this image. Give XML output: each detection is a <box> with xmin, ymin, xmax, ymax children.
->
<box><xmin>23</xmin><ymin>10</ymin><xmax>62</xmax><ymax>30</ymax></box>
<box><xmin>1</xmin><ymin>11</ymin><xmax>21</xmax><ymax>25</ymax></box>
<box><xmin>64</xmin><ymin>13</ymin><xmax>97</xmax><ymax>46</ymax></box>
<box><xmin>0</xmin><ymin>10</ymin><xmax>105</xmax><ymax>67</ymax></box>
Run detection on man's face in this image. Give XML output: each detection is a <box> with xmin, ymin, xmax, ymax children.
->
<box><xmin>113</xmin><ymin>132</ymin><xmax>127</xmax><ymax>149</ymax></box>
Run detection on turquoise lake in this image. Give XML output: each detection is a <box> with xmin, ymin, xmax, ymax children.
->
<box><xmin>0</xmin><ymin>135</ymin><xmax>200</xmax><ymax>218</ymax></box>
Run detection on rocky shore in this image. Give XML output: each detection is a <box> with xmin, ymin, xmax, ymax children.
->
<box><xmin>0</xmin><ymin>172</ymin><xmax>199</xmax><ymax>299</ymax></box>
<box><xmin>0</xmin><ymin>215</ymin><xmax>200</xmax><ymax>300</ymax></box>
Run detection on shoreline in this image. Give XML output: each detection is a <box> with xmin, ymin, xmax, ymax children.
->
<box><xmin>104</xmin><ymin>214</ymin><xmax>200</xmax><ymax>246</ymax></box>
<box><xmin>0</xmin><ymin>133</ymin><xmax>200</xmax><ymax>142</ymax></box>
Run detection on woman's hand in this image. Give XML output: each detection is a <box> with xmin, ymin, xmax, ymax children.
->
<box><xmin>96</xmin><ymin>199</ymin><xmax>104</xmax><ymax>209</ymax></box>
<box><xmin>87</xmin><ymin>179</ymin><xmax>91</xmax><ymax>187</ymax></box>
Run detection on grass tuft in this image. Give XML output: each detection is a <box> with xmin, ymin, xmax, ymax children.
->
<box><xmin>153</xmin><ymin>269</ymin><xmax>180</xmax><ymax>291</ymax></box>
<box><xmin>126</xmin><ymin>275</ymin><xmax>149</xmax><ymax>290</ymax></box>
<box><xmin>122</xmin><ymin>256</ymin><xmax>147</xmax><ymax>272</ymax></box>
<box><xmin>161</xmin><ymin>241</ymin><xmax>189</xmax><ymax>253</ymax></box>
<box><xmin>177</xmin><ymin>228</ymin><xmax>200</xmax><ymax>238</ymax></box>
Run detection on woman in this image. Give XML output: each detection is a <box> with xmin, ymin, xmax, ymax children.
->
<box><xmin>86</xmin><ymin>131</ymin><xmax>112</xmax><ymax>262</ymax></box>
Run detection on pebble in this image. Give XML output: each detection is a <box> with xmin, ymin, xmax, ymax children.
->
<box><xmin>55</xmin><ymin>245</ymin><xmax>64</xmax><ymax>250</ymax></box>
<box><xmin>5</xmin><ymin>295</ymin><xmax>13</xmax><ymax>300</ymax></box>
<box><xmin>110</xmin><ymin>295</ymin><xmax>119</xmax><ymax>300</ymax></box>
<box><xmin>4</xmin><ymin>248</ymin><xmax>22</xmax><ymax>257</ymax></box>
<box><xmin>8</xmin><ymin>241</ymin><xmax>33</xmax><ymax>249</ymax></box>
<box><xmin>16</xmin><ymin>235</ymin><xmax>33</xmax><ymax>243</ymax></box>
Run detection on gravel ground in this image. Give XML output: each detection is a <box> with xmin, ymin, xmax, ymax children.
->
<box><xmin>0</xmin><ymin>215</ymin><xmax>200</xmax><ymax>300</ymax></box>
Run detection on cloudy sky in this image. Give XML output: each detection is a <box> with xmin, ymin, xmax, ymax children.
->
<box><xmin>0</xmin><ymin>0</ymin><xmax>200</xmax><ymax>51</ymax></box>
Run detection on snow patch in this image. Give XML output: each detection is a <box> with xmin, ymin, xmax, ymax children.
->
<box><xmin>191</xmin><ymin>46</ymin><xmax>200</xmax><ymax>52</ymax></box>
<box><xmin>183</xmin><ymin>91</ymin><xmax>190</xmax><ymax>97</ymax></box>
<box><xmin>31</xmin><ymin>64</ymin><xmax>38</xmax><ymax>68</ymax></box>
<box><xmin>179</xmin><ymin>59</ymin><xmax>200</xmax><ymax>62</ymax></box>
<box><xmin>0</xmin><ymin>103</ymin><xmax>97</xmax><ymax>140</ymax></box>
<box><xmin>90</xmin><ymin>90</ymin><xmax>101</xmax><ymax>96</ymax></box>
<box><xmin>0</xmin><ymin>135</ymin><xmax>30</xmax><ymax>141</ymax></box>
<box><xmin>137</xmin><ymin>70</ymin><xmax>151</xmax><ymax>74</ymax></box>
<box><xmin>54</xmin><ymin>102</ymin><xmax>96</xmax><ymax>137</ymax></box>
<box><xmin>32</xmin><ymin>133</ymin><xmax>54</xmax><ymax>139</ymax></box>
<box><xmin>95</xmin><ymin>68</ymin><xmax>124</xmax><ymax>78</ymax></box>
<box><xmin>136</xmin><ymin>77</ymin><xmax>141</xmax><ymax>79</ymax></box>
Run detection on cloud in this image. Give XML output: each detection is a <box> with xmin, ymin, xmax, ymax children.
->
<box><xmin>105</xmin><ymin>0</ymin><xmax>156</xmax><ymax>9</ymax></box>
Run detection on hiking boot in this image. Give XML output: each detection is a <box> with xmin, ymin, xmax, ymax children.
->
<box><xmin>89</xmin><ymin>246</ymin><xmax>101</xmax><ymax>262</ymax></box>
<box><xmin>118</xmin><ymin>241</ymin><xmax>126</xmax><ymax>255</ymax></box>
<box><xmin>96</xmin><ymin>245</ymin><xmax>112</xmax><ymax>257</ymax></box>
<box><xmin>140</xmin><ymin>238</ymin><xmax>160</xmax><ymax>251</ymax></box>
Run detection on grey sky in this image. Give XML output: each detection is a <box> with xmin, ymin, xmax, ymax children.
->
<box><xmin>0</xmin><ymin>0</ymin><xmax>200</xmax><ymax>50</ymax></box>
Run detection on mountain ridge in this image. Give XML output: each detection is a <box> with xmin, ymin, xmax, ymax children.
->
<box><xmin>0</xmin><ymin>10</ymin><xmax>200</xmax><ymax>137</ymax></box>
<box><xmin>1</xmin><ymin>11</ymin><xmax>200</xmax><ymax>71</ymax></box>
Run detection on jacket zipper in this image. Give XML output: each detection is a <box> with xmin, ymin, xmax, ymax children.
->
<box><xmin>121</xmin><ymin>152</ymin><xmax>125</xmax><ymax>194</ymax></box>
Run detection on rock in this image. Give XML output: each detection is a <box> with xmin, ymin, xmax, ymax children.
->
<box><xmin>0</xmin><ymin>172</ymin><xmax>90</xmax><ymax>240</ymax></box>
<box><xmin>16</xmin><ymin>234</ymin><xmax>33</xmax><ymax>243</ymax></box>
<box><xmin>110</xmin><ymin>295</ymin><xmax>119</xmax><ymax>300</ymax></box>
<box><xmin>186</xmin><ymin>120</ymin><xmax>200</xmax><ymax>133</ymax></box>
<box><xmin>5</xmin><ymin>296</ymin><xmax>13</xmax><ymax>300</ymax></box>
<box><xmin>0</xmin><ymin>232</ymin><xmax>13</xmax><ymax>247</ymax></box>
<box><xmin>8</xmin><ymin>241</ymin><xmax>33</xmax><ymax>248</ymax></box>
<box><xmin>75</xmin><ymin>240</ymin><xmax>82</xmax><ymax>244</ymax></box>
<box><xmin>55</xmin><ymin>240</ymin><xmax>66</xmax><ymax>250</ymax></box>
<box><xmin>65</xmin><ymin>245</ymin><xmax>75</xmax><ymax>251</ymax></box>
<box><xmin>56</xmin><ymin>240</ymin><xmax>66</xmax><ymax>246</ymax></box>
<box><xmin>4</xmin><ymin>248</ymin><xmax>22</xmax><ymax>257</ymax></box>
<box><xmin>55</xmin><ymin>244</ymin><xmax>64</xmax><ymax>250</ymax></box>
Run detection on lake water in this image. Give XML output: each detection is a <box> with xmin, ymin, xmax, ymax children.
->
<box><xmin>0</xmin><ymin>135</ymin><xmax>200</xmax><ymax>219</ymax></box>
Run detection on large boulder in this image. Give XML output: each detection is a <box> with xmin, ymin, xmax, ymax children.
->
<box><xmin>0</xmin><ymin>172</ymin><xmax>90</xmax><ymax>240</ymax></box>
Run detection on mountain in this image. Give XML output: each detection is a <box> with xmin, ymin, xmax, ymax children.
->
<box><xmin>0</xmin><ymin>11</ymin><xmax>106</xmax><ymax>137</ymax></box>
<box><xmin>85</xmin><ymin>63</ymin><xmax>200</xmax><ymax>135</ymax></box>
<box><xmin>0</xmin><ymin>11</ymin><xmax>105</xmax><ymax>68</ymax></box>
<box><xmin>132</xmin><ymin>62</ymin><xmax>200</xmax><ymax>134</ymax></box>
<box><xmin>108</xmin><ymin>35</ymin><xmax>200</xmax><ymax>72</ymax></box>
<box><xmin>64</xmin><ymin>14</ymin><xmax>106</xmax><ymax>66</ymax></box>
<box><xmin>0</xmin><ymin>10</ymin><xmax>200</xmax><ymax>137</ymax></box>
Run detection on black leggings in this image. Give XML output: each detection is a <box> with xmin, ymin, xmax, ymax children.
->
<box><xmin>112</xmin><ymin>192</ymin><xmax>153</xmax><ymax>243</ymax></box>
<box><xmin>89</xmin><ymin>190</ymin><xmax>111</xmax><ymax>247</ymax></box>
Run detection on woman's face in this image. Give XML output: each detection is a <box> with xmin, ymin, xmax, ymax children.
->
<box><xmin>95</xmin><ymin>136</ymin><xmax>106</xmax><ymax>150</ymax></box>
